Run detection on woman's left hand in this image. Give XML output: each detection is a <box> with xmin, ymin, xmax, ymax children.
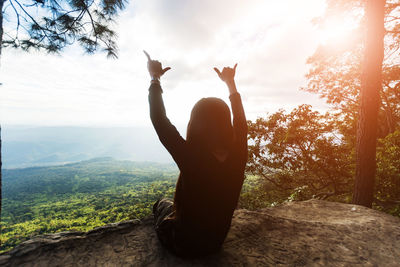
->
<box><xmin>144</xmin><ymin>50</ymin><xmax>171</xmax><ymax>79</ymax></box>
<box><xmin>214</xmin><ymin>63</ymin><xmax>237</xmax><ymax>84</ymax></box>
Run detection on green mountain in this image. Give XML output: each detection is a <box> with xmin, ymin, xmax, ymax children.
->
<box><xmin>1</xmin><ymin>158</ymin><xmax>179</xmax><ymax>253</ymax></box>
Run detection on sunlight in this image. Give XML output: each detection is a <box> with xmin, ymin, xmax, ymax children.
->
<box><xmin>2</xmin><ymin>0</ymin><xmax>330</xmax><ymax>127</ymax></box>
<box><xmin>316</xmin><ymin>17</ymin><xmax>359</xmax><ymax>46</ymax></box>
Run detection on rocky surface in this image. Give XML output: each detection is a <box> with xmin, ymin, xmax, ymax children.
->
<box><xmin>1</xmin><ymin>199</ymin><xmax>400</xmax><ymax>266</ymax></box>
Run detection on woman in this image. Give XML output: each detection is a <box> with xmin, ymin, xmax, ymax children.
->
<box><xmin>145</xmin><ymin>51</ymin><xmax>247</xmax><ymax>257</ymax></box>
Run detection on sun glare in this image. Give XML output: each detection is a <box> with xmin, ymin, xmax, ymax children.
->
<box><xmin>317</xmin><ymin>18</ymin><xmax>359</xmax><ymax>46</ymax></box>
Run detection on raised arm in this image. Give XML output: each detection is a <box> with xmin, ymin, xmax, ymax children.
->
<box><xmin>214</xmin><ymin>64</ymin><xmax>247</xmax><ymax>159</ymax></box>
<box><xmin>145</xmin><ymin>51</ymin><xmax>187</xmax><ymax>168</ymax></box>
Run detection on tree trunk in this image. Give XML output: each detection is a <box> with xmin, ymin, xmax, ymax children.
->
<box><xmin>353</xmin><ymin>0</ymin><xmax>385</xmax><ymax>208</ymax></box>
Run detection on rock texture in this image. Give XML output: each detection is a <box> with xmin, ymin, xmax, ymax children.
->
<box><xmin>1</xmin><ymin>199</ymin><xmax>400</xmax><ymax>266</ymax></box>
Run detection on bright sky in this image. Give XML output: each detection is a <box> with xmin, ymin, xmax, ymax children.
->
<box><xmin>0</xmin><ymin>0</ymin><xmax>330</xmax><ymax>130</ymax></box>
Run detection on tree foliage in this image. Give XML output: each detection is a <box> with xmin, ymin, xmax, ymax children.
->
<box><xmin>247</xmin><ymin>110</ymin><xmax>400</xmax><ymax>213</ymax></box>
<box><xmin>1</xmin><ymin>0</ymin><xmax>126</xmax><ymax>57</ymax></box>
<box><xmin>1</xmin><ymin>159</ymin><xmax>178</xmax><ymax>252</ymax></box>
<box><xmin>248</xmin><ymin>0</ymin><xmax>400</xmax><ymax>210</ymax></box>
<box><xmin>0</xmin><ymin>158</ymin><xmax>265</xmax><ymax>253</ymax></box>
<box><xmin>376</xmin><ymin>129</ymin><xmax>400</xmax><ymax>215</ymax></box>
<box><xmin>247</xmin><ymin>105</ymin><xmax>354</xmax><ymax>202</ymax></box>
<box><xmin>304</xmin><ymin>0</ymin><xmax>400</xmax><ymax>137</ymax></box>
<box><xmin>0</xmin><ymin>0</ymin><xmax>127</xmax><ymax>237</ymax></box>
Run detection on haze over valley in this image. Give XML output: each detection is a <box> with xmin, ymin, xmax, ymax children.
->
<box><xmin>2</xmin><ymin>126</ymin><xmax>175</xmax><ymax>168</ymax></box>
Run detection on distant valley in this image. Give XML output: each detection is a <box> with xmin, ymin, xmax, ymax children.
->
<box><xmin>1</xmin><ymin>158</ymin><xmax>179</xmax><ymax>252</ymax></box>
<box><xmin>2</xmin><ymin>126</ymin><xmax>176</xmax><ymax>168</ymax></box>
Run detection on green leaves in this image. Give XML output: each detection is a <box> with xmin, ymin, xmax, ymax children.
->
<box><xmin>302</xmin><ymin>0</ymin><xmax>400</xmax><ymax>210</ymax></box>
<box><xmin>247</xmin><ymin>105</ymin><xmax>354</xmax><ymax>202</ymax></box>
<box><xmin>3</xmin><ymin>0</ymin><xmax>126</xmax><ymax>57</ymax></box>
<box><xmin>304</xmin><ymin>0</ymin><xmax>400</xmax><ymax>138</ymax></box>
<box><xmin>1</xmin><ymin>160</ymin><xmax>178</xmax><ymax>253</ymax></box>
<box><xmin>375</xmin><ymin>129</ymin><xmax>400</xmax><ymax>216</ymax></box>
<box><xmin>101</xmin><ymin>0</ymin><xmax>126</xmax><ymax>16</ymax></box>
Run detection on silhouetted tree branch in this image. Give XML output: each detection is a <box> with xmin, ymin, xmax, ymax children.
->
<box><xmin>0</xmin><ymin>0</ymin><xmax>128</xmax><ymax>234</ymax></box>
<box><xmin>1</xmin><ymin>0</ymin><xmax>126</xmax><ymax>57</ymax></box>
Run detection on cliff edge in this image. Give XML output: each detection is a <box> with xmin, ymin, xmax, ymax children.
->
<box><xmin>1</xmin><ymin>199</ymin><xmax>399</xmax><ymax>266</ymax></box>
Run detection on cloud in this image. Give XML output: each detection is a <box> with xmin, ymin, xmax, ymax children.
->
<box><xmin>1</xmin><ymin>0</ymin><xmax>328</xmax><ymax>127</ymax></box>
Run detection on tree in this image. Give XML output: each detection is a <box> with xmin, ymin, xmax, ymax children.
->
<box><xmin>305</xmin><ymin>0</ymin><xmax>400</xmax><ymax>138</ymax></box>
<box><xmin>1</xmin><ymin>0</ymin><xmax>126</xmax><ymax>57</ymax></box>
<box><xmin>304</xmin><ymin>0</ymin><xmax>400</xmax><ymax>208</ymax></box>
<box><xmin>247</xmin><ymin>105</ymin><xmax>354</xmax><ymax>203</ymax></box>
<box><xmin>0</xmin><ymin>0</ymin><xmax>127</xmax><ymax>231</ymax></box>
<box><xmin>375</xmin><ymin>129</ymin><xmax>400</xmax><ymax>215</ymax></box>
<box><xmin>353</xmin><ymin>0</ymin><xmax>385</xmax><ymax>207</ymax></box>
<box><xmin>247</xmin><ymin>0</ymin><xmax>400</xmax><ymax>210</ymax></box>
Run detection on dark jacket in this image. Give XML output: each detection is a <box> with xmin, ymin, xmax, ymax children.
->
<box><xmin>149</xmin><ymin>82</ymin><xmax>247</xmax><ymax>256</ymax></box>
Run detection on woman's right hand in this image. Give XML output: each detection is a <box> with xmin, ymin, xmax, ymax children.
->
<box><xmin>214</xmin><ymin>64</ymin><xmax>238</xmax><ymax>84</ymax></box>
<box><xmin>144</xmin><ymin>50</ymin><xmax>171</xmax><ymax>80</ymax></box>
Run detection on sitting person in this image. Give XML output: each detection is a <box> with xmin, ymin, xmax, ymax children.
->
<box><xmin>145</xmin><ymin>51</ymin><xmax>247</xmax><ymax>257</ymax></box>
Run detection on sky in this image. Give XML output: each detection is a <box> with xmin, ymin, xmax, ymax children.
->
<box><xmin>0</xmin><ymin>0</ymin><xmax>331</xmax><ymax>131</ymax></box>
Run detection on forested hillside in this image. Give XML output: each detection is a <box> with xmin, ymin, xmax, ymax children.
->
<box><xmin>1</xmin><ymin>158</ymin><xmax>179</xmax><ymax>252</ymax></box>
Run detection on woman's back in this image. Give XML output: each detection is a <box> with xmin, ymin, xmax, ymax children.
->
<box><xmin>174</xmin><ymin>143</ymin><xmax>247</xmax><ymax>243</ymax></box>
<box><xmin>145</xmin><ymin>52</ymin><xmax>247</xmax><ymax>257</ymax></box>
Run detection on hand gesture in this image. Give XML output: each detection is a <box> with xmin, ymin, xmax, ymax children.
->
<box><xmin>144</xmin><ymin>50</ymin><xmax>171</xmax><ymax>79</ymax></box>
<box><xmin>214</xmin><ymin>63</ymin><xmax>237</xmax><ymax>83</ymax></box>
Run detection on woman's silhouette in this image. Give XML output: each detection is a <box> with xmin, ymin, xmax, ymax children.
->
<box><xmin>145</xmin><ymin>51</ymin><xmax>247</xmax><ymax>257</ymax></box>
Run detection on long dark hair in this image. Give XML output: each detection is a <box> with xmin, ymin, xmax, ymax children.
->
<box><xmin>186</xmin><ymin>97</ymin><xmax>234</xmax><ymax>153</ymax></box>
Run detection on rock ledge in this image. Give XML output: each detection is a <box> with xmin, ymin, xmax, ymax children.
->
<box><xmin>1</xmin><ymin>200</ymin><xmax>400</xmax><ymax>266</ymax></box>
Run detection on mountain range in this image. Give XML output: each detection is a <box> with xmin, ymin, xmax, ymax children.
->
<box><xmin>2</xmin><ymin>126</ymin><xmax>176</xmax><ymax>168</ymax></box>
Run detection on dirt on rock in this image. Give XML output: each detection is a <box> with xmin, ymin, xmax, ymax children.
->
<box><xmin>1</xmin><ymin>199</ymin><xmax>400</xmax><ymax>266</ymax></box>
